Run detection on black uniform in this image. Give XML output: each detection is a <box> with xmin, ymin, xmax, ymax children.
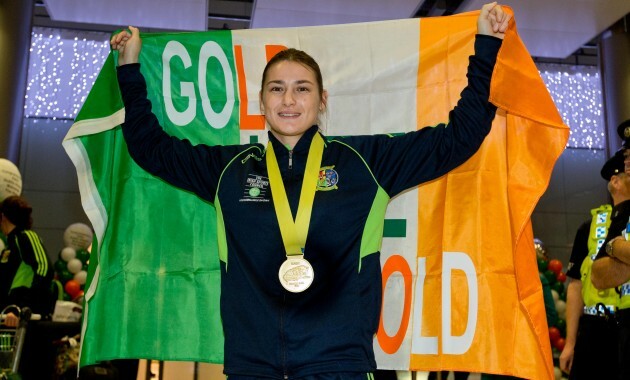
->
<box><xmin>566</xmin><ymin>217</ymin><xmax>618</xmax><ymax>380</ymax></box>
<box><xmin>595</xmin><ymin>200</ymin><xmax>630</xmax><ymax>380</ymax></box>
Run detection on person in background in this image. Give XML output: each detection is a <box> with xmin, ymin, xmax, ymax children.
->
<box><xmin>0</xmin><ymin>195</ymin><xmax>53</xmax><ymax>326</ymax></box>
<box><xmin>0</xmin><ymin>221</ymin><xmax>20</xmax><ymax>311</ymax></box>
<box><xmin>559</xmin><ymin>150</ymin><xmax>626</xmax><ymax>379</ymax></box>
<box><xmin>591</xmin><ymin>120</ymin><xmax>630</xmax><ymax>380</ymax></box>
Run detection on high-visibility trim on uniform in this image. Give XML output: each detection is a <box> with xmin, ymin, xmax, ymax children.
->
<box><xmin>581</xmin><ymin>205</ymin><xmax>619</xmax><ymax>309</ymax></box>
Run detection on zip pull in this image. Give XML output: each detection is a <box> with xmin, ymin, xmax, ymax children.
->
<box><xmin>288</xmin><ymin>149</ymin><xmax>293</xmax><ymax>170</ymax></box>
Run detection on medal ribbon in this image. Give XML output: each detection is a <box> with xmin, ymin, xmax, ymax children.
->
<box><xmin>266</xmin><ymin>133</ymin><xmax>324</xmax><ymax>256</ymax></box>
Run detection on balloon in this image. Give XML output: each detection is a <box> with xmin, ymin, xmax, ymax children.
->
<box><xmin>549</xmin><ymin>326</ymin><xmax>561</xmax><ymax>344</ymax></box>
<box><xmin>534</xmin><ymin>238</ymin><xmax>548</xmax><ymax>260</ymax></box>
<box><xmin>544</xmin><ymin>270</ymin><xmax>557</xmax><ymax>285</ymax></box>
<box><xmin>553</xmin><ymin>281</ymin><xmax>565</xmax><ymax>296</ymax></box>
<box><xmin>59</xmin><ymin>269</ymin><xmax>74</xmax><ymax>283</ymax></box>
<box><xmin>76</xmin><ymin>249</ymin><xmax>90</xmax><ymax>264</ymax></box>
<box><xmin>54</xmin><ymin>259</ymin><xmax>67</xmax><ymax>273</ymax></box>
<box><xmin>73</xmin><ymin>290</ymin><xmax>85</xmax><ymax>305</ymax></box>
<box><xmin>556</xmin><ymin>319</ymin><xmax>567</xmax><ymax>336</ymax></box>
<box><xmin>64</xmin><ymin>279</ymin><xmax>81</xmax><ymax>298</ymax></box>
<box><xmin>556</xmin><ymin>272</ymin><xmax>567</xmax><ymax>283</ymax></box>
<box><xmin>537</xmin><ymin>257</ymin><xmax>549</xmax><ymax>272</ymax></box>
<box><xmin>63</xmin><ymin>223</ymin><xmax>93</xmax><ymax>250</ymax></box>
<box><xmin>0</xmin><ymin>159</ymin><xmax>22</xmax><ymax>202</ymax></box>
<box><xmin>60</xmin><ymin>247</ymin><xmax>76</xmax><ymax>262</ymax></box>
<box><xmin>554</xmin><ymin>337</ymin><xmax>566</xmax><ymax>351</ymax></box>
<box><xmin>67</xmin><ymin>258</ymin><xmax>83</xmax><ymax>274</ymax></box>
<box><xmin>74</xmin><ymin>270</ymin><xmax>87</xmax><ymax>285</ymax></box>
<box><xmin>554</xmin><ymin>366</ymin><xmax>563</xmax><ymax>380</ymax></box>
<box><xmin>555</xmin><ymin>300</ymin><xmax>567</xmax><ymax>320</ymax></box>
<box><xmin>547</xmin><ymin>259</ymin><xmax>563</xmax><ymax>275</ymax></box>
<box><xmin>551</xmin><ymin>289</ymin><xmax>559</xmax><ymax>302</ymax></box>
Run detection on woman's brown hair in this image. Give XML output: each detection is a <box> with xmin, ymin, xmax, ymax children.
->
<box><xmin>0</xmin><ymin>196</ymin><xmax>33</xmax><ymax>230</ymax></box>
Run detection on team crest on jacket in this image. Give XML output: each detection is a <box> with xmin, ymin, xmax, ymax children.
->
<box><xmin>317</xmin><ymin>166</ymin><xmax>339</xmax><ymax>191</ymax></box>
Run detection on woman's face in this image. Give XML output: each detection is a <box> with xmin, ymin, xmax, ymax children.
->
<box><xmin>260</xmin><ymin>60</ymin><xmax>327</xmax><ymax>148</ymax></box>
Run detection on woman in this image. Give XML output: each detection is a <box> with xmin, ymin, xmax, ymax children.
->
<box><xmin>0</xmin><ymin>196</ymin><xmax>53</xmax><ymax>326</ymax></box>
<box><xmin>111</xmin><ymin>3</ymin><xmax>510</xmax><ymax>378</ymax></box>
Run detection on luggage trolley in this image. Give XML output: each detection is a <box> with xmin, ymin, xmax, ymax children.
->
<box><xmin>0</xmin><ymin>305</ymin><xmax>40</xmax><ymax>379</ymax></box>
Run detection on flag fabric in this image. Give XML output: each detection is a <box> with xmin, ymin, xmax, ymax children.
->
<box><xmin>63</xmin><ymin>9</ymin><xmax>568</xmax><ymax>379</ymax></box>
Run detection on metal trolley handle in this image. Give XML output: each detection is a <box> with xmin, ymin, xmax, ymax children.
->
<box><xmin>0</xmin><ymin>305</ymin><xmax>41</xmax><ymax>374</ymax></box>
<box><xmin>0</xmin><ymin>306</ymin><xmax>41</xmax><ymax>323</ymax></box>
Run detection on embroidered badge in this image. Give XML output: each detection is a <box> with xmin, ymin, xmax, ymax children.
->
<box><xmin>240</xmin><ymin>174</ymin><xmax>270</xmax><ymax>203</ymax></box>
<box><xmin>317</xmin><ymin>166</ymin><xmax>339</xmax><ymax>191</ymax></box>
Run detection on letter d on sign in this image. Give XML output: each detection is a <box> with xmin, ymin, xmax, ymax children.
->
<box><xmin>442</xmin><ymin>251</ymin><xmax>478</xmax><ymax>354</ymax></box>
<box><xmin>411</xmin><ymin>252</ymin><xmax>478</xmax><ymax>355</ymax></box>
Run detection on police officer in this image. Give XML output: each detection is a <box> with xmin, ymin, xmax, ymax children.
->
<box><xmin>591</xmin><ymin>119</ymin><xmax>630</xmax><ymax>380</ymax></box>
<box><xmin>559</xmin><ymin>150</ymin><xmax>625</xmax><ymax>379</ymax></box>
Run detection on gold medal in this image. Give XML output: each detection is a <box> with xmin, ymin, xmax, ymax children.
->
<box><xmin>267</xmin><ymin>133</ymin><xmax>325</xmax><ymax>293</ymax></box>
<box><xmin>278</xmin><ymin>255</ymin><xmax>314</xmax><ymax>293</ymax></box>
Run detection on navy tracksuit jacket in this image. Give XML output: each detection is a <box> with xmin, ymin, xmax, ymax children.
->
<box><xmin>117</xmin><ymin>35</ymin><xmax>501</xmax><ymax>379</ymax></box>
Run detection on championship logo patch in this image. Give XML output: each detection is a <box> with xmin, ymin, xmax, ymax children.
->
<box><xmin>317</xmin><ymin>166</ymin><xmax>339</xmax><ymax>191</ymax></box>
<box><xmin>240</xmin><ymin>174</ymin><xmax>270</xmax><ymax>203</ymax></box>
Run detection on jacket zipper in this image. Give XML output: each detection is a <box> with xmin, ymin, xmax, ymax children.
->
<box><xmin>288</xmin><ymin>149</ymin><xmax>293</xmax><ymax>170</ymax></box>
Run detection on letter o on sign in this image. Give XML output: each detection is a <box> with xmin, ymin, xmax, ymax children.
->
<box><xmin>377</xmin><ymin>254</ymin><xmax>412</xmax><ymax>354</ymax></box>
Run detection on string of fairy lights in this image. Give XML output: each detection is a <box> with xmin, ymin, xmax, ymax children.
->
<box><xmin>24</xmin><ymin>27</ymin><xmax>605</xmax><ymax>150</ymax></box>
<box><xmin>25</xmin><ymin>28</ymin><xmax>110</xmax><ymax>120</ymax></box>
<box><xmin>537</xmin><ymin>64</ymin><xmax>605</xmax><ymax>149</ymax></box>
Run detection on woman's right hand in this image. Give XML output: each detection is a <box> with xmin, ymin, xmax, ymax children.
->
<box><xmin>3</xmin><ymin>312</ymin><xmax>18</xmax><ymax>328</ymax></box>
<box><xmin>559</xmin><ymin>343</ymin><xmax>574</xmax><ymax>374</ymax></box>
<box><xmin>477</xmin><ymin>2</ymin><xmax>510</xmax><ymax>39</ymax></box>
<box><xmin>110</xmin><ymin>26</ymin><xmax>142</xmax><ymax>66</ymax></box>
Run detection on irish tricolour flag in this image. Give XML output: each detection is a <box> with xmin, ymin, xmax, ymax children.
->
<box><xmin>63</xmin><ymin>9</ymin><xmax>568</xmax><ymax>380</ymax></box>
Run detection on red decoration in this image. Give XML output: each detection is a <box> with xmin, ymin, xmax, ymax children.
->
<box><xmin>549</xmin><ymin>326</ymin><xmax>561</xmax><ymax>344</ymax></box>
<box><xmin>64</xmin><ymin>279</ymin><xmax>81</xmax><ymax>298</ymax></box>
<box><xmin>556</xmin><ymin>272</ymin><xmax>567</xmax><ymax>283</ymax></box>
<box><xmin>554</xmin><ymin>337</ymin><xmax>566</xmax><ymax>351</ymax></box>
<box><xmin>547</xmin><ymin>259</ymin><xmax>563</xmax><ymax>275</ymax></box>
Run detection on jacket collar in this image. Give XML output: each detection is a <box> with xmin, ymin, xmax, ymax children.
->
<box><xmin>267</xmin><ymin>125</ymin><xmax>320</xmax><ymax>157</ymax></box>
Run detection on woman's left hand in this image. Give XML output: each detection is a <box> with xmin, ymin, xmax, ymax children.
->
<box><xmin>477</xmin><ymin>2</ymin><xmax>511</xmax><ymax>39</ymax></box>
